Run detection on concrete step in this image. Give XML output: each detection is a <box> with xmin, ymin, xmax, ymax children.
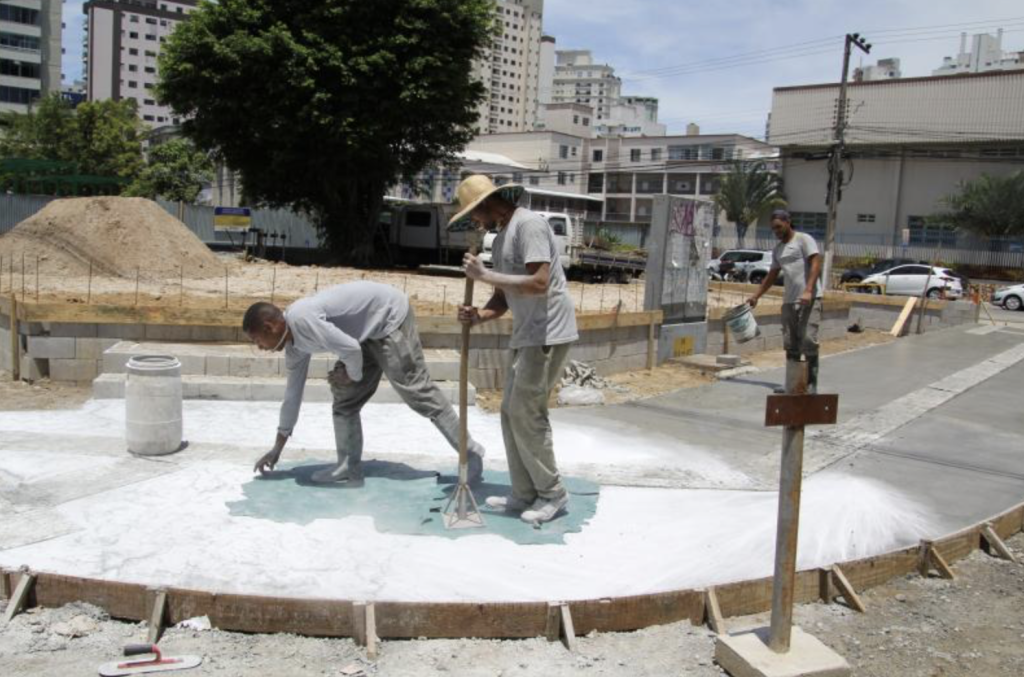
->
<box><xmin>92</xmin><ymin>373</ymin><xmax>475</xmax><ymax>405</ymax></box>
<box><xmin>101</xmin><ymin>341</ymin><xmax>461</xmax><ymax>382</ymax></box>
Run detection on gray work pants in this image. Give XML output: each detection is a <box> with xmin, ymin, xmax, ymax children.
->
<box><xmin>781</xmin><ymin>300</ymin><xmax>822</xmax><ymax>361</ymax></box>
<box><xmin>500</xmin><ymin>343</ymin><xmax>571</xmax><ymax>502</ymax></box>
<box><xmin>329</xmin><ymin>309</ymin><xmax>469</xmax><ymax>458</ymax></box>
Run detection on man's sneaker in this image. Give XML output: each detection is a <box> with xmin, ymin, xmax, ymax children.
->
<box><xmin>467</xmin><ymin>450</ymin><xmax>484</xmax><ymax>484</ymax></box>
<box><xmin>520</xmin><ymin>493</ymin><xmax>569</xmax><ymax>524</ymax></box>
<box><xmin>485</xmin><ymin>494</ymin><xmax>533</xmax><ymax>513</ymax></box>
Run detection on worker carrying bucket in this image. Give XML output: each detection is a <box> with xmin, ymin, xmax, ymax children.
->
<box><xmin>747</xmin><ymin>209</ymin><xmax>823</xmax><ymax>394</ymax></box>
<box><xmin>242</xmin><ymin>281</ymin><xmax>486</xmax><ymax>485</ymax></box>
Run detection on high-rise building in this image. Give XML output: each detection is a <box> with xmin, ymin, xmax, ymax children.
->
<box><xmin>0</xmin><ymin>0</ymin><xmax>61</xmax><ymax>112</ymax></box>
<box><xmin>472</xmin><ymin>0</ymin><xmax>544</xmax><ymax>134</ymax></box>
<box><xmin>933</xmin><ymin>30</ymin><xmax>1024</xmax><ymax>76</ymax></box>
<box><xmin>853</xmin><ymin>58</ymin><xmax>901</xmax><ymax>82</ymax></box>
<box><xmin>550</xmin><ymin>49</ymin><xmax>621</xmax><ymax>122</ymax></box>
<box><xmin>83</xmin><ymin>0</ymin><xmax>197</xmax><ymax>126</ymax></box>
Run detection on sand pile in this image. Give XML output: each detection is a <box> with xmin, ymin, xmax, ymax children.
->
<box><xmin>0</xmin><ymin>197</ymin><xmax>221</xmax><ymax>279</ymax></box>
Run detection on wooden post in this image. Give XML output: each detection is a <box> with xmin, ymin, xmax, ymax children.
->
<box><xmin>270</xmin><ymin>268</ymin><xmax>277</xmax><ymax>306</ymax></box>
<box><xmin>830</xmin><ymin>565</ymin><xmax>866</xmax><ymax>613</ymax></box>
<box><xmin>2</xmin><ymin>569</ymin><xmax>36</xmax><ymax>624</ymax></box>
<box><xmin>441</xmin><ymin>285</ymin><xmax>447</xmax><ymax>317</ymax></box>
<box><xmin>20</xmin><ymin>252</ymin><xmax>25</xmax><ymax>301</ymax></box>
<box><xmin>224</xmin><ymin>267</ymin><xmax>229</xmax><ymax>308</ymax></box>
<box><xmin>34</xmin><ymin>256</ymin><xmax>39</xmax><ymax>301</ymax></box>
<box><xmin>134</xmin><ymin>267</ymin><xmax>140</xmax><ymax>306</ymax></box>
<box><xmin>87</xmin><ymin>260</ymin><xmax>93</xmax><ymax>304</ymax></box>
<box><xmin>646</xmin><ymin>316</ymin><xmax>656</xmax><ymax>370</ymax></box>
<box><xmin>818</xmin><ymin>567</ymin><xmax>833</xmax><ymax>604</ymax></box>
<box><xmin>9</xmin><ymin>295</ymin><xmax>19</xmax><ymax>382</ymax></box>
<box><xmin>981</xmin><ymin>523</ymin><xmax>1016</xmax><ymax>562</ymax></box>
<box><xmin>179</xmin><ymin>266</ymin><xmax>184</xmax><ymax>306</ymax></box>
<box><xmin>352</xmin><ymin>601</ymin><xmax>378</xmax><ymax>659</ymax></box>
<box><xmin>768</xmin><ymin>360</ymin><xmax>808</xmax><ymax>653</ymax></box>
<box><xmin>704</xmin><ymin>587</ymin><xmax>726</xmax><ymax>635</ymax></box>
<box><xmin>599</xmin><ymin>284</ymin><xmax>605</xmax><ymax>312</ymax></box>
<box><xmin>919</xmin><ymin>540</ymin><xmax>956</xmax><ymax>580</ymax></box>
<box><xmin>147</xmin><ymin>590</ymin><xmax>168</xmax><ymax>644</ymax></box>
<box><xmin>315</xmin><ymin>270</ymin><xmax>320</xmax><ymax>294</ymax></box>
<box><xmin>544</xmin><ymin>602</ymin><xmax>576</xmax><ymax>652</ymax></box>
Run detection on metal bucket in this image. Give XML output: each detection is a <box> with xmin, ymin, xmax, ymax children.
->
<box><xmin>723</xmin><ymin>303</ymin><xmax>760</xmax><ymax>343</ymax></box>
<box><xmin>125</xmin><ymin>355</ymin><xmax>184</xmax><ymax>456</ymax></box>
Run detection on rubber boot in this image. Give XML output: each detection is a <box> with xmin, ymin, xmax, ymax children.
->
<box><xmin>807</xmin><ymin>355</ymin><xmax>819</xmax><ymax>395</ymax></box>
<box><xmin>311</xmin><ymin>414</ymin><xmax>364</xmax><ymax>484</ymax></box>
<box><xmin>432</xmin><ymin>408</ymin><xmax>485</xmax><ymax>483</ymax></box>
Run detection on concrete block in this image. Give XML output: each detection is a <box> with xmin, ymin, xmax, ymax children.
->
<box><xmin>182</xmin><ymin>380</ymin><xmax>202</xmax><ymax>399</ymax></box>
<box><xmin>569</xmin><ymin>343</ymin><xmax>612</xmax><ymax>363</ymax></box>
<box><xmin>191</xmin><ymin>326</ymin><xmax>239</xmax><ymax>342</ymax></box>
<box><xmin>714</xmin><ymin>626</ymin><xmax>851</xmax><ymax>677</ymax></box>
<box><xmin>75</xmin><ymin>338</ymin><xmax>120</xmax><ymax>360</ymax></box>
<box><xmin>470</xmin><ymin>348</ymin><xmax>507</xmax><ymax>370</ymax></box>
<box><xmin>717</xmin><ymin>354</ymin><xmax>743</xmax><ymax>367</ymax></box>
<box><xmin>92</xmin><ymin>374</ymin><xmax>125</xmax><ymax>399</ymax></box>
<box><xmin>250</xmin><ymin>380</ymin><xmax>287</xmax><ymax>401</ymax></box>
<box><xmin>98</xmin><ymin>323</ymin><xmax>146</xmax><ymax>340</ymax></box>
<box><xmin>593</xmin><ymin>354</ymin><xmax>648</xmax><ymax>376</ymax></box>
<box><xmin>17</xmin><ymin>321</ymin><xmax>44</xmax><ymax>336</ymax></box>
<box><xmin>198</xmin><ymin>379</ymin><xmax>251</xmax><ymax>401</ymax></box>
<box><xmin>26</xmin><ymin>336</ymin><xmax>76</xmax><ymax>359</ymax></box>
<box><xmin>20</xmin><ymin>355</ymin><xmax>48</xmax><ymax>381</ymax></box>
<box><xmin>302</xmin><ymin>380</ymin><xmax>334</xmax><ymax>403</ymax></box>
<box><xmin>49</xmin><ymin>358</ymin><xmax>99</xmax><ymax>383</ymax></box>
<box><xmin>47</xmin><ymin>322</ymin><xmax>98</xmax><ymax>338</ymax></box>
<box><xmin>228</xmin><ymin>356</ymin><xmax>280</xmax><ymax>378</ymax></box>
<box><xmin>102</xmin><ymin>350</ymin><xmax>130</xmax><ymax>374</ymax></box>
<box><xmin>205</xmin><ymin>354</ymin><xmax>230</xmax><ymax>376</ymax></box>
<box><xmin>174</xmin><ymin>353</ymin><xmax>207</xmax><ymax>375</ymax></box>
<box><xmin>469</xmin><ymin>368</ymin><xmax>501</xmax><ymax>390</ymax></box>
<box><xmin>308</xmin><ymin>356</ymin><xmax>332</xmax><ymax>379</ymax></box>
<box><xmin>144</xmin><ymin>324</ymin><xmax>194</xmax><ymax>341</ymax></box>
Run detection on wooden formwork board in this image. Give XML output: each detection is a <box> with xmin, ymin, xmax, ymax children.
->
<box><xmin>3</xmin><ymin>499</ymin><xmax>1022</xmax><ymax>638</ymax></box>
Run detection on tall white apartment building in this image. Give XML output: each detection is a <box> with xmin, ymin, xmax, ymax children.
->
<box><xmin>0</xmin><ymin>0</ymin><xmax>61</xmax><ymax>112</ymax></box>
<box><xmin>933</xmin><ymin>29</ymin><xmax>1024</xmax><ymax>76</ymax></box>
<box><xmin>84</xmin><ymin>0</ymin><xmax>196</xmax><ymax>126</ymax></box>
<box><xmin>550</xmin><ymin>49</ymin><xmax>621</xmax><ymax>122</ymax></box>
<box><xmin>853</xmin><ymin>57</ymin><xmax>901</xmax><ymax>82</ymax></box>
<box><xmin>472</xmin><ymin>0</ymin><xmax>544</xmax><ymax>134</ymax></box>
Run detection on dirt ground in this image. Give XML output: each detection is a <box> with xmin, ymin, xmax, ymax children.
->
<box><xmin>0</xmin><ymin>370</ymin><xmax>91</xmax><ymax>410</ymax></box>
<box><xmin>1</xmin><ymin>534</ymin><xmax>1020</xmax><ymax>676</ymax></box>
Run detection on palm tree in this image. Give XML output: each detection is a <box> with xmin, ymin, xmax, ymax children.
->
<box><xmin>713</xmin><ymin>160</ymin><xmax>786</xmax><ymax>248</ymax></box>
<box><xmin>934</xmin><ymin>171</ymin><xmax>1024</xmax><ymax>242</ymax></box>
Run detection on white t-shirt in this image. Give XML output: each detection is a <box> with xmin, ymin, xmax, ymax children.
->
<box><xmin>770</xmin><ymin>232</ymin><xmax>823</xmax><ymax>304</ymax></box>
<box><xmin>492</xmin><ymin>208</ymin><xmax>579</xmax><ymax>349</ymax></box>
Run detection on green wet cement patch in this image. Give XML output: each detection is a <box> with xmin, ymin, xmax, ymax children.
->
<box><xmin>226</xmin><ymin>460</ymin><xmax>600</xmax><ymax>545</ymax></box>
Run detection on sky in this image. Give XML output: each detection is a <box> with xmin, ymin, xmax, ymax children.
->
<box><xmin>61</xmin><ymin>0</ymin><xmax>1024</xmax><ymax>139</ymax></box>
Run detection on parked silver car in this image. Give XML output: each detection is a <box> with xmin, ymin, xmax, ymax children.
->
<box><xmin>992</xmin><ymin>283</ymin><xmax>1024</xmax><ymax>311</ymax></box>
<box><xmin>862</xmin><ymin>264</ymin><xmax>964</xmax><ymax>299</ymax></box>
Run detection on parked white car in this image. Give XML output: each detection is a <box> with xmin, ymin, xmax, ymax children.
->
<box><xmin>862</xmin><ymin>264</ymin><xmax>964</xmax><ymax>299</ymax></box>
<box><xmin>992</xmin><ymin>283</ymin><xmax>1024</xmax><ymax>311</ymax></box>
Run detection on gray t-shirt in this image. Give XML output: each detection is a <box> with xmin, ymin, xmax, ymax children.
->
<box><xmin>492</xmin><ymin>208</ymin><xmax>579</xmax><ymax>349</ymax></box>
<box><xmin>771</xmin><ymin>231</ymin><xmax>823</xmax><ymax>304</ymax></box>
<box><xmin>277</xmin><ymin>281</ymin><xmax>409</xmax><ymax>436</ymax></box>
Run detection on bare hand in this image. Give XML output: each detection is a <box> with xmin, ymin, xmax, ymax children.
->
<box><xmin>798</xmin><ymin>290</ymin><xmax>813</xmax><ymax>306</ymax></box>
<box><xmin>254</xmin><ymin>447</ymin><xmax>282</xmax><ymax>475</ymax></box>
<box><xmin>458</xmin><ymin>305</ymin><xmax>481</xmax><ymax>326</ymax></box>
<box><xmin>463</xmin><ymin>253</ymin><xmax>486</xmax><ymax>281</ymax></box>
<box><xmin>747</xmin><ymin>296</ymin><xmax>759</xmax><ymax>308</ymax></box>
<box><xmin>327</xmin><ymin>363</ymin><xmax>353</xmax><ymax>388</ymax></box>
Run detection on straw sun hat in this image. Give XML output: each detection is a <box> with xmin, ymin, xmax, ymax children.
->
<box><xmin>448</xmin><ymin>174</ymin><xmax>524</xmax><ymax>226</ymax></box>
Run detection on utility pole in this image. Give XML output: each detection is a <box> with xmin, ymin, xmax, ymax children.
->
<box><xmin>823</xmin><ymin>33</ymin><xmax>871</xmax><ymax>290</ymax></box>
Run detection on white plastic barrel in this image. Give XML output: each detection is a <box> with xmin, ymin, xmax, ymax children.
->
<box><xmin>723</xmin><ymin>303</ymin><xmax>761</xmax><ymax>343</ymax></box>
<box><xmin>125</xmin><ymin>355</ymin><xmax>184</xmax><ymax>456</ymax></box>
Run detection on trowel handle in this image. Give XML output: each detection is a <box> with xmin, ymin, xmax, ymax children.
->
<box><xmin>124</xmin><ymin>644</ymin><xmax>161</xmax><ymax>658</ymax></box>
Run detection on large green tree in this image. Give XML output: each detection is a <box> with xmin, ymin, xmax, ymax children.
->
<box><xmin>158</xmin><ymin>0</ymin><xmax>495</xmax><ymax>262</ymax></box>
<box><xmin>713</xmin><ymin>160</ymin><xmax>786</xmax><ymax>248</ymax></box>
<box><xmin>126</xmin><ymin>138</ymin><xmax>215</xmax><ymax>203</ymax></box>
<box><xmin>0</xmin><ymin>94</ymin><xmax>145</xmax><ymax>180</ymax></box>
<box><xmin>934</xmin><ymin>171</ymin><xmax>1024</xmax><ymax>240</ymax></box>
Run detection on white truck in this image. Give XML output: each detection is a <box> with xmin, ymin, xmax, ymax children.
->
<box><xmin>479</xmin><ymin>211</ymin><xmax>645</xmax><ymax>283</ymax></box>
<box><xmin>378</xmin><ymin>200</ymin><xmax>474</xmax><ymax>266</ymax></box>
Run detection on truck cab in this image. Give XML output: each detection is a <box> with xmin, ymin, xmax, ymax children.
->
<box><xmin>479</xmin><ymin>210</ymin><xmax>577</xmax><ymax>270</ymax></box>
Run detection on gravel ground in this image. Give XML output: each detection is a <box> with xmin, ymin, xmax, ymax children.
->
<box><xmin>2</xmin><ymin>534</ymin><xmax>1021</xmax><ymax>676</ymax></box>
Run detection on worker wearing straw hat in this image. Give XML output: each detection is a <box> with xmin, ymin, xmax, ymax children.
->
<box><xmin>455</xmin><ymin>175</ymin><xmax>578</xmax><ymax>524</ymax></box>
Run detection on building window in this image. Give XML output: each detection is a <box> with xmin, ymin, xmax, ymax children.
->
<box><xmin>129</xmin><ymin>15</ymin><xmax>139</xmax><ymax>23</ymax></box>
<box><xmin>636</xmin><ymin>175</ymin><xmax>664</xmax><ymax>194</ymax></box>
<box><xmin>0</xmin><ymin>5</ymin><xmax>40</xmax><ymax>25</ymax></box>
<box><xmin>146</xmin><ymin>17</ymin><xmax>157</xmax><ymax>24</ymax></box>
<box><xmin>668</xmin><ymin>145</ymin><xmax>698</xmax><ymax>161</ymax></box>
<box><xmin>129</xmin><ymin>48</ymin><xmax>139</xmax><ymax>55</ymax></box>
<box><xmin>583</xmin><ymin>117</ymin><xmax>590</xmax><ymax>126</ymax></box>
<box><xmin>128</xmin><ymin>64</ymin><xmax>138</xmax><ymax>72</ymax></box>
<box><xmin>571</xmin><ymin>146</ymin><xmax>577</xmax><ymax>157</ymax></box>
<box><xmin>787</xmin><ymin>212</ymin><xmax>828</xmax><ymax>240</ymax></box>
<box><xmin>651</xmin><ymin>148</ymin><xmax>662</xmax><ymax>162</ymax></box>
<box><xmin>144</xmin><ymin>114</ymin><xmax>154</xmax><ymax>121</ymax></box>
<box><xmin>145</xmin><ymin>50</ymin><xmax>157</xmax><ymax>57</ymax></box>
<box><xmin>557</xmin><ymin>172</ymin><xmax>567</xmax><ymax>186</ymax></box>
<box><xmin>128</xmin><ymin>81</ymin><xmax>138</xmax><ymax>88</ymax></box>
<box><xmin>857</xmin><ymin>213</ymin><xmax>876</xmax><ymax>223</ymax></box>
<box><xmin>698</xmin><ymin>174</ymin><xmax>722</xmax><ymax>195</ymax></box>
<box><xmin>630</xmin><ymin>149</ymin><xmax>641</xmax><ymax>162</ymax></box>
<box><xmin>559</xmin><ymin>145</ymin><xmax>568</xmax><ymax>159</ymax></box>
<box><xmin>587</xmin><ymin>173</ymin><xmax>604</xmax><ymax>193</ymax></box>
<box><xmin>512</xmin><ymin>172</ymin><xmax>523</xmax><ymax>184</ymax></box>
<box><xmin>0</xmin><ymin>60</ymin><xmax>41</xmax><ymax>79</ymax></box>
<box><xmin>0</xmin><ymin>85</ymin><xmax>37</xmax><ymax>104</ymax></box>
<box><xmin>144</xmin><ymin>98</ymin><xmax>155</xmax><ymax>105</ymax></box>
<box><xmin>0</xmin><ymin>32</ymin><xmax>41</xmax><ymax>51</ymax></box>
<box><xmin>573</xmin><ymin>115</ymin><xmax>579</xmax><ymax>124</ymax></box>
<box><xmin>145</xmin><ymin>66</ymin><xmax>156</xmax><ymax>73</ymax></box>
<box><xmin>592</xmin><ymin>149</ymin><xmax>603</xmax><ymax>162</ymax></box>
<box><xmin>908</xmin><ymin>216</ymin><xmax>956</xmax><ymax>246</ymax></box>
<box><xmin>129</xmin><ymin>32</ymin><xmax>139</xmax><ymax>39</ymax></box>
<box><xmin>529</xmin><ymin>176</ymin><xmax>540</xmax><ymax>186</ymax></box>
